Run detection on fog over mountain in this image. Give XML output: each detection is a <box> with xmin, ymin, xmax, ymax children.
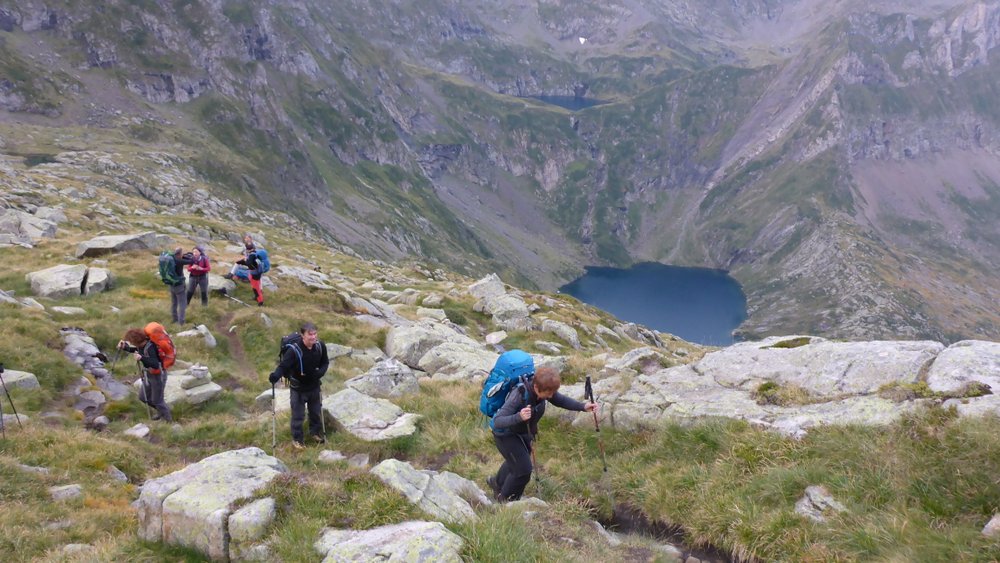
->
<box><xmin>1</xmin><ymin>0</ymin><xmax>998</xmax><ymax>341</ymax></box>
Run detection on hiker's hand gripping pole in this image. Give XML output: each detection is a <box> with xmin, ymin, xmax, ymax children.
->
<box><xmin>585</xmin><ymin>375</ymin><xmax>608</xmax><ymax>472</ymax></box>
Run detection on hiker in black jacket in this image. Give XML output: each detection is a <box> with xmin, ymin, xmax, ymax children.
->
<box><xmin>169</xmin><ymin>247</ymin><xmax>194</xmax><ymax>325</ymax></box>
<box><xmin>489</xmin><ymin>367</ymin><xmax>598</xmax><ymax>502</ymax></box>
<box><xmin>119</xmin><ymin>328</ymin><xmax>172</xmax><ymax>422</ymax></box>
<box><xmin>268</xmin><ymin>322</ymin><xmax>330</xmax><ymax>449</ymax></box>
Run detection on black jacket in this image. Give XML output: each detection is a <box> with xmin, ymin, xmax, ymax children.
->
<box><xmin>270</xmin><ymin>341</ymin><xmax>329</xmax><ymax>391</ymax></box>
<box><xmin>123</xmin><ymin>341</ymin><xmax>163</xmax><ymax>374</ymax></box>
<box><xmin>492</xmin><ymin>382</ymin><xmax>586</xmax><ymax>438</ymax></box>
<box><xmin>172</xmin><ymin>255</ymin><xmax>193</xmax><ymax>286</ymax></box>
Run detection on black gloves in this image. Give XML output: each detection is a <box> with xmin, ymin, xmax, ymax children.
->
<box><xmin>268</xmin><ymin>372</ymin><xmax>281</xmax><ymax>384</ymax></box>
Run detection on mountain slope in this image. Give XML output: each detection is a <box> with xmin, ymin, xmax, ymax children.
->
<box><xmin>0</xmin><ymin>0</ymin><xmax>998</xmax><ymax>341</ymax></box>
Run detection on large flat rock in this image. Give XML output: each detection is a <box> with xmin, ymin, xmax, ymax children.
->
<box><xmin>370</xmin><ymin>459</ymin><xmax>491</xmax><ymax>523</ymax></box>
<box><xmin>695</xmin><ymin>337</ymin><xmax>943</xmax><ymax>397</ymax></box>
<box><xmin>926</xmin><ymin>340</ymin><xmax>1000</xmax><ymax>394</ymax></box>
<box><xmin>135</xmin><ymin>447</ymin><xmax>286</xmax><ymax>561</ymax></box>
<box><xmin>324</xmin><ymin>388</ymin><xmax>420</xmax><ymax>441</ymax></box>
<box><xmin>76</xmin><ymin>231</ymin><xmax>171</xmax><ymax>258</ymax></box>
<box><xmin>314</xmin><ymin>521</ymin><xmax>463</xmax><ymax>563</ymax></box>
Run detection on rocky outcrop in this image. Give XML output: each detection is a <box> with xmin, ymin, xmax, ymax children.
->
<box><xmin>276</xmin><ymin>265</ymin><xmax>334</xmax><ymax>290</ymax></box>
<box><xmin>135</xmin><ymin>448</ymin><xmax>286</xmax><ymax>561</ymax></box>
<box><xmin>132</xmin><ymin>365</ymin><xmax>222</xmax><ymax>407</ymax></box>
<box><xmin>176</xmin><ymin>324</ymin><xmax>218</xmax><ymax>348</ymax></box>
<box><xmin>25</xmin><ymin>264</ymin><xmax>114</xmax><ymax>298</ymax></box>
<box><xmin>926</xmin><ymin>340</ymin><xmax>1000</xmax><ymax>394</ymax></box>
<box><xmin>561</xmin><ymin>336</ymin><xmax>995</xmax><ymax>437</ymax></box>
<box><xmin>345</xmin><ymin>358</ymin><xmax>419</xmax><ymax>398</ymax></box>
<box><xmin>370</xmin><ymin>459</ymin><xmax>491</xmax><ymax>523</ymax></box>
<box><xmin>541</xmin><ymin>319</ymin><xmax>581</xmax><ymax>349</ymax></box>
<box><xmin>314</xmin><ymin>521</ymin><xmax>463</xmax><ymax>562</ymax></box>
<box><xmin>795</xmin><ymin>485</ymin><xmax>847</xmax><ymax>522</ymax></box>
<box><xmin>0</xmin><ymin>208</ymin><xmax>58</xmax><ymax>247</ymax></box>
<box><xmin>1</xmin><ymin>369</ymin><xmax>39</xmax><ymax>390</ymax></box>
<box><xmin>324</xmin><ymin>388</ymin><xmax>420</xmax><ymax>441</ymax></box>
<box><xmin>75</xmin><ymin>232</ymin><xmax>171</xmax><ymax>258</ymax></box>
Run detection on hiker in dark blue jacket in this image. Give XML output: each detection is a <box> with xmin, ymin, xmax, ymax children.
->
<box><xmin>268</xmin><ymin>322</ymin><xmax>329</xmax><ymax>449</ymax></box>
<box><xmin>489</xmin><ymin>367</ymin><xmax>598</xmax><ymax>502</ymax></box>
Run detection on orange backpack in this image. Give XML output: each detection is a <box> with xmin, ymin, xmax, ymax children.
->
<box><xmin>144</xmin><ymin>322</ymin><xmax>176</xmax><ymax>375</ymax></box>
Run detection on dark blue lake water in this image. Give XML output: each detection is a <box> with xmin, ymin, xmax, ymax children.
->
<box><xmin>559</xmin><ymin>263</ymin><xmax>748</xmax><ymax>346</ymax></box>
<box><xmin>529</xmin><ymin>95</ymin><xmax>606</xmax><ymax>111</ymax></box>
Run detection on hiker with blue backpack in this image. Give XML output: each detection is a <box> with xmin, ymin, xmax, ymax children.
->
<box><xmin>268</xmin><ymin>322</ymin><xmax>329</xmax><ymax>450</ymax></box>
<box><xmin>481</xmin><ymin>350</ymin><xmax>598</xmax><ymax>502</ymax></box>
<box><xmin>225</xmin><ymin>235</ymin><xmax>270</xmax><ymax>306</ymax></box>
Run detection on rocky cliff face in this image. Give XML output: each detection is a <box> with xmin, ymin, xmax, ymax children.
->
<box><xmin>0</xmin><ymin>0</ymin><xmax>997</xmax><ymax>341</ymax></box>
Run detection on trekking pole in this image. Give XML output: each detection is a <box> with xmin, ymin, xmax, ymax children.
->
<box><xmin>585</xmin><ymin>375</ymin><xmax>608</xmax><ymax>472</ymax></box>
<box><xmin>271</xmin><ymin>382</ymin><xmax>276</xmax><ymax>455</ymax></box>
<box><xmin>137</xmin><ymin>361</ymin><xmax>152</xmax><ymax>420</ymax></box>
<box><xmin>0</xmin><ymin>363</ymin><xmax>23</xmax><ymax>435</ymax></box>
<box><xmin>223</xmin><ymin>291</ymin><xmax>251</xmax><ymax>308</ymax></box>
<box><xmin>110</xmin><ymin>347</ymin><xmax>122</xmax><ymax>373</ymax></box>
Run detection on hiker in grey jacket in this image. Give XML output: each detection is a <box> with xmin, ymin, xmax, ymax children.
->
<box><xmin>489</xmin><ymin>367</ymin><xmax>598</xmax><ymax>502</ymax></box>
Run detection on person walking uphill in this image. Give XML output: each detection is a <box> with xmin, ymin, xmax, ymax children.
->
<box><xmin>185</xmin><ymin>245</ymin><xmax>211</xmax><ymax>306</ymax></box>
<box><xmin>268</xmin><ymin>322</ymin><xmax>329</xmax><ymax>450</ymax></box>
<box><xmin>119</xmin><ymin>327</ymin><xmax>173</xmax><ymax>422</ymax></box>
<box><xmin>489</xmin><ymin>367</ymin><xmax>598</xmax><ymax>502</ymax></box>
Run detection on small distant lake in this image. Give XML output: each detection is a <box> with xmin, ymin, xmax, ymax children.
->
<box><xmin>559</xmin><ymin>263</ymin><xmax>748</xmax><ymax>346</ymax></box>
<box><xmin>528</xmin><ymin>95</ymin><xmax>606</xmax><ymax>111</ymax></box>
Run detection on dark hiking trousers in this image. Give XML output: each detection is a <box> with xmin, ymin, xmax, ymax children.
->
<box><xmin>290</xmin><ymin>387</ymin><xmax>323</xmax><ymax>443</ymax></box>
<box><xmin>170</xmin><ymin>283</ymin><xmax>187</xmax><ymax>324</ymax></box>
<box><xmin>186</xmin><ymin>275</ymin><xmax>209</xmax><ymax>306</ymax></box>
<box><xmin>140</xmin><ymin>370</ymin><xmax>173</xmax><ymax>422</ymax></box>
<box><xmin>493</xmin><ymin>432</ymin><xmax>533</xmax><ymax>501</ymax></box>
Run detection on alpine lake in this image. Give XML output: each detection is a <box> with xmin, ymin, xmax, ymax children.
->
<box><xmin>559</xmin><ymin>262</ymin><xmax>748</xmax><ymax>346</ymax></box>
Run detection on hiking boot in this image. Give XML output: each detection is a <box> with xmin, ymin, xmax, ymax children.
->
<box><xmin>486</xmin><ymin>475</ymin><xmax>500</xmax><ymax>496</ymax></box>
<box><xmin>291</xmin><ymin>441</ymin><xmax>306</xmax><ymax>450</ymax></box>
<box><xmin>223</xmin><ymin>273</ymin><xmax>234</xmax><ymax>280</ymax></box>
<box><xmin>150</xmin><ymin>413</ymin><xmax>161</xmax><ymax>421</ymax></box>
<box><xmin>311</xmin><ymin>434</ymin><xmax>326</xmax><ymax>444</ymax></box>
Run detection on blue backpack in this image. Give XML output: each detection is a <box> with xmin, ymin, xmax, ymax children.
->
<box><xmin>480</xmin><ymin>350</ymin><xmax>535</xmax><ymax>427</ymax></box>
<box><xmin>255</xmin><ymin>248</ymin><xmax>271</xmax><ymax>273</ymax></box>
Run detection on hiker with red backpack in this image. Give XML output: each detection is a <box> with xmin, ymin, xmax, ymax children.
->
<box><xmin>119</xmin><ymin>323</ymin><xmax>176</xmax><ymax>422</ymax></box>
<box><xmin>268</xmin><ymin>322</ymin><xmax>329</xmax><ymax>450</ymax></box>
<box><xmin>482</xmin><ymin>351</ymin><xmax>598</xmax><ymax>502</ymax></box>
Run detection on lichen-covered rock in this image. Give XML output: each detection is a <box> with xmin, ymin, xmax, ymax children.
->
<box><xmin>468</xmin><ymin>273</ymin><xmax>505</xmax><ymax>301</ymax></box>
<box><xmin>695</xmin><ymin>337</ymin><xmax>943</xmax><ymax>397</ymax></box>
<box><xmin>26</xmin><ymin>264</ymin><xmax>87</xmax><ymax>299</ymax></box>
<box><xmin>324</xmin><ymin>388</ymin><xmax>420</xmax><ymax>441</ymax></box>
<box><xmin>417</xmin><ymin>341</ymin><xmax>497</xmax><ymax>382</ymax></box>
<box><xmin>135</xmin><ymin>448</ymin><xmax>286</xmax><ymax>561</ymax></box>
<box><xmin>229</xmin><ymin>498</ymin><xmax>277</xmax><ymax>562</ymax></box>
<box><xmin>75</xmin><ymin>231</ymin><xmax>171</xmax><ymax>258</ymax></box>
<box><xmin>2</xmin><ymin>369</ymin><xmax>39</xmax><ymax>390</ymax></box>
<box><xmin>541</xmin><ymin>319</ymin><xmax>581</xmax><ymax>349</ymax></box>
<box><xmin>926</xmin><ymin>340</ymin><xmax>1000</xmax><ymax>394</ymax></box>
<box><xmin>345</xmin><ymin>358</ymin><xmax>419</xmax><ymax>398</ymax></box>
<box><xmin>314</xmin><ymin>521</ymin><xmax>463</xmax><ymax>563</ymax></box>
<box><xmin>795</xmin><ymin>485</ymin><xmax>847</xmax><ymax>522</ymax></box>
<box><xmin>370</xmin><ymin>459</ymin><xmax>491</xmax><ymax>523</ymax></box>
<box><xmin>385</xmin><ymin>320</ymin><xmax>479</xmax><ymax>368</ymax></box>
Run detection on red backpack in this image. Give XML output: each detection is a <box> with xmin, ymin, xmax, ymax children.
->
<box><xmin>144</xmin><ymin>322</ymin><xmax>176</xmax><ymax>375</ymax></box>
